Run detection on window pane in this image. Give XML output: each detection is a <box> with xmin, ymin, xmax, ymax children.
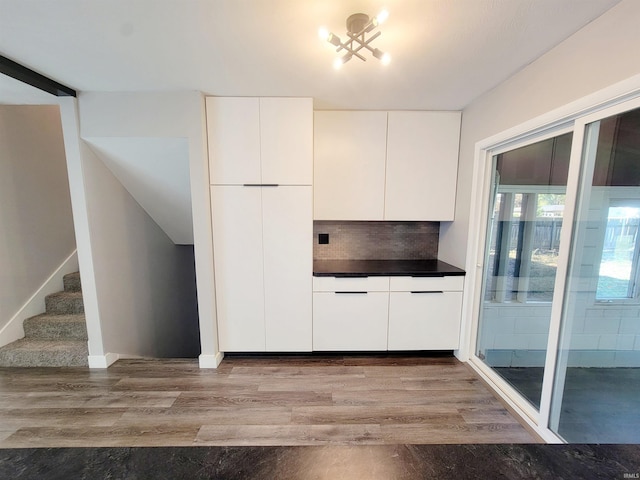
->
<box><xmin>596</xmin><ymin>205</ymin><xmax>640</xmax><ymax>299</ymax></box>
<box><xmin>477</xmin><ymin>131</ymin><xmax>572</xmax><ymax>411</ymax></box>
<box><xmin>551</xmin><ymin>105</ymin><xmax>640</xmax><ymax>443</ymax></box>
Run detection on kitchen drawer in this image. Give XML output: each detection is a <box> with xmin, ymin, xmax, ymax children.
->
<box><xmin>388</xmin><ymin>291</ymin><xmax>462</xmax><ymax>350</ymax></box>
<box><xmin>313</xmin><ymin>276</ymin><xmax>390</xmax><ymax>292</ymax></box>
<box><xmin>389</xmin><ymin>275</ymin><xmax>463</xmax><ymax>292</ymax></box>
<box><xmin>313</xmin><ymin>291</ymin><xmax>389</xmax><ymax>350</ymax></box>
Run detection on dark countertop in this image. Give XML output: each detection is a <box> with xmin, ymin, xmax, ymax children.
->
<box><xmin>313</xmin><ymin>259</ymin><xmax>465</xmax><ymax>277</ymax></box>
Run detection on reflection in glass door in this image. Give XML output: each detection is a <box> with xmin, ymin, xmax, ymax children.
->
<box><xmin>551</xmin><ymin>106</ymin><xmax>640</xmax><ymax>443</ymax></box>
<box><xmin>476</xmin><ymin>132</ymin><xmax>572</xmax><ymax>410</ymax></box>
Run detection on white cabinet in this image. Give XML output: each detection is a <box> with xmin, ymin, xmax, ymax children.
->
<box><xmin>313</xmin><ymin>110</ymin><xmax>461</xmax><ymax>221</ymax></box>
<box><xmin>312</xmin><ymin>275</ymin><xmax>463</xmax><ymax>351</ymax></box>
<box><xmin>385</xmin><ymin>111</ymin><xmax>461</xmax><ymax>221</ymax></box>
<box><xmin>210</xmin><ymin>186</ymin><xmax>265</xmax><ymax>351</ymax></box>
<box><xmin>260</xmin><ymin>98</ymin><xmax>313</xmax><ymax>185</ymax></box>
<box><xmin>313</xmin><ymin>111</ymin><xmax>387</xmax><ymax>220</ymax></box>
<box><xmin>388</xmin><ymin>276</ymin><xmax>464</xmax><ymax>350</ymax></box>
<box><xmin>211</xmin><ymin>185</ymin><xmax>312</xmax><ymax>352</ymax></box>
<box><xmin>312</xmin><ymin>277</ymin><xmax>390</xmax><ymax>351</ymax></box>
<box><xmin>207</xmin><ymin>97</ymin><xmax>261</xmax><ymax>185</ymax></box>
<box><xmin>207</xmin><ymin>96</ymin><xmax>313</xmax><ymax>353</ymax></box>
<box><xmin>313</xmin><ymin>292</ymin><xmax>389</xmax><ymax>351</ymax></box>
<box><xmin>262</xmin><ymin>186</ymin><xmax>313</xmax><ymax>351</ymax></box>
<box><xmin>207</xmin><ymin>97</ymin><xmax>312</xmax><ymax>185</ymax></box>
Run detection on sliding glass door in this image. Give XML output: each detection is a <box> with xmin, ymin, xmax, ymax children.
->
<box><xmin>472</xmin><ymin>95</ymin><xmax>640</xmax><ymax>443</ymax></box>
<box><xmin>476</xmin><ymin>132</ymin><xmax>572</xmax><ymax>411</ymax></box>
<box><xmin>550</xmin><ymin>104</ymin><xmax>640</xmax><ymax>443</ymax></box>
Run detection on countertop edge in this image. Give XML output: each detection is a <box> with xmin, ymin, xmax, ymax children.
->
<box><xmin>312</xmin><ymin>259</ymin><xmax>466</xmax><ymax>277</ymax></box>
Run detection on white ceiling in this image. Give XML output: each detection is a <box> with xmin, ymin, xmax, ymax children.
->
<box><xmin>0</xmin><ymin>0</ymin><xmax>622</xmax><ymax>110</ymax></box>
<box><xmin>0</xmin><ymin>0</ymin><xmax>623</xmax><ymax>246</ymax></box>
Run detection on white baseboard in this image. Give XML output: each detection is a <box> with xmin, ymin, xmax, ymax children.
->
<box><xmin>88</xmin><ymin>352</ymin><xmax>120</xmax><ymax>369</ymax></box>
<box><xmin>0</xmin><ymin>251</ymin><xmax>79</xmax><ymax>348</ymax></box>
<box><xmin>199</xmin><ymin>352</ymin><xmax>224</xmax><ymax>368</ymax></box>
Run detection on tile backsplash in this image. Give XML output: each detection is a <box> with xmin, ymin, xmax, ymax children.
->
<box><xmin>313</xmin><ymin>221</ymin><xmax>439</xmax><ymax>260</ymax></box>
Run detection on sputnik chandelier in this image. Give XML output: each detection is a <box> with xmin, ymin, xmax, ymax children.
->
<box><xmin>319</xmin><ymin>10</ymin><xmax>390</xmax><ymax>69</ymax></box>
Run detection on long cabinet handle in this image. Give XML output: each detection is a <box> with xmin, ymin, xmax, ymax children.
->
<box><xmin>335</xmin><ymin>291</ymin><xmax>368</xmax><ymax>294</ymax></box>
<box><xmin>243</xmin><ymin>183</ymin><xmax>280</xmax><ymax>187</ymax></box>
<box><xmin>410</xmin><ymin>291</ymin><xmax>444</xmax><ymax>294</ymax></box>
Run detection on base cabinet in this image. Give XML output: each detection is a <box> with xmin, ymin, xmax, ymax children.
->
<box><xmin>313</xmin><ymin>292</ymin><xmax>389</xmax><ymax>351</ymax></box>
<box><xmin>388</xmin><ymin>291</ymin><xmax>463</xmax><ymax>350</ymax></box>
<box><xmin>312</xmin><ymin>275</ymin><xmax>464</xmax><ymax>351</ymax></box>
<box><xmin>388</xmin><ymin>276</ymin><xmax>464</xmax><ymax>350</ymax></box>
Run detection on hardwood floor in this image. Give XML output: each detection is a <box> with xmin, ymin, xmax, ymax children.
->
<box><xmin>0</xmin><ymin>354</ymin><xmax>537</xmax><ymax>447</ymax></box>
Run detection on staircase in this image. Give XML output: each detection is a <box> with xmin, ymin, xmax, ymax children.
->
<box><xmin>0</xmin><ymin>272</ymin><xmax>88</xmax><ymax>367</ymax></box>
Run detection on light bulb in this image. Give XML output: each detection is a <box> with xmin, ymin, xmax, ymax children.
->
<box><xmin>318</xmin><ymin>27</ymin><xmax>330</xmax><ymax>41</ymax></box>
<box><xmin>333</xmin><ymin>57</ymin><xmax>344</xmax><ymax>70</ymax></box>
<box><xmin>331</xmin><ymin>34</ymin><xmax>342</xmax><ymax>46</ymax></box>
<box><xmin>381</xmin><ymin>53</ymin><xmax>391</xmax><ymax>65</ymax></box>
<box><xmin>376</xmin><ymin>9</ymin><xmax>389</xmax><ymax>24</ymax></box>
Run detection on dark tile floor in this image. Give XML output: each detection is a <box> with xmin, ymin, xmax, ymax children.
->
<box><xmin>495</xmin><ymin>367</ymin><xmax>640</xmax><ymax>443</ymax></box>
<box><xmin>1</xmin><ymin>444</ymin><xmax>639</xmax><ymax>479</ymax></box>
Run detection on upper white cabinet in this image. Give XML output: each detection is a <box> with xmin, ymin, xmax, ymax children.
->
<box><xmin>207</xmin><ymin>97</ymin><xmax>261</xmax><ymax>185</ymax></box>
<box><xmin>260</xmin><ymin>98</ymin><xmax>313</xmax><ymax>185</ymax></box>
<box><xmin>313</xmin><ymin>111</ymin><xmax>388</xmax><ymax>220</ymax></box>
<box><xmin>207</xmin><ymin>97</ymin><xmax>312</xmax><ymax>185</ymax></box>
<box><xmin>313</xmin><ymin>110</ymin><xmax>461</xmax><ymax>221</ymax></box>
<box><xmin>385</xmin><ymin>111</ymin><xmax>461</xmax><ymax>221</ymax></box>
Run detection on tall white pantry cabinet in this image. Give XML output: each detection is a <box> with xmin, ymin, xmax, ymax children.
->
<box><xmin>206</xmin><ymin>97</ymin><xmax>313</xmax><ymax>352</ymax></box>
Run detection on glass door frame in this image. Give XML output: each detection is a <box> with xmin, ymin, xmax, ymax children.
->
<box><xmin>462</xmin><ymin>82</ymin><xmax>640</xmax><ymax>443</ymax></box>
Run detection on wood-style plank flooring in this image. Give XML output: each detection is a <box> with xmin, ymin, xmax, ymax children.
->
<box><xmin>0</xmin><ymin>354</ymin><xmax>537</xmax><ymax>447</ymax></box>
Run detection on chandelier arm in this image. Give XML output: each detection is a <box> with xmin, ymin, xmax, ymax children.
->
<box><xmin>339</xmin><ymin>43</ymin><xmax>367</xmax><ymax>61</ymax></box>
<box><xmin>346</xmin><ymin>31</ymin><xmax>381</xmax><ymax>54</ymax></box>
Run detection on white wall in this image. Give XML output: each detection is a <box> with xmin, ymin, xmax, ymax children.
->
<box><xmin>0</xmin><ymin>105</ymin><xmax>76</xmax><ymax>340</ymax></box>
<box><xmin>77</xmin><ymin>92</ymin><xmax>219</xmax><ymax>364</ymax></box>
<box><xmin>440</xmin><ymin>0</ymin><xmax>640</xmax><ymax>268</ymax></box>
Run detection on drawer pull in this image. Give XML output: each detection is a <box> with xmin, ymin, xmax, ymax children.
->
<box><xmin>411</xmin><ymin>274</ymin><xmax>444</xmax><ymax>277</ymax></box>
<box><xmin>335</xmin><ymin>291</ymin><xmax>368</xmax><ymax>294</ymax></box>
<box><xmin>410</xmin><ymin>290</ymin><xmax>443</xmax><ymax>294</ymax></box>
<box><xmin>243</xmin><ymin>183</ymin><xmax>279</xmax><ymax>187</ymax></box>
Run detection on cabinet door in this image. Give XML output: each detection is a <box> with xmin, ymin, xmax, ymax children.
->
<box><xmin>314</xmin><ymin>111</ymin><xmax>387</xmax><ymax>220</ymax></box>
<box><xmin>207</xmin><ymin>97</ymin><xmax>261</xmax><ymax>185</ymax></box>
<box><xmin>385</xmin><ymin>111</ymin><xmax>461</xmax><ymax>220</ymax></box>
<box><xmin>388</xmin><ymin>291</ymin><xmax>462</xmax><ymax>350</ymax></box>
<box><xmin>260</xmin><ymin>98</ymin><xmax>313</xmax><ymax>185</ymax></box>
<box><xmin>211</xmin><ymin>186</ymin><xmax>265</xmax><ymax>351</ymax></box>
<box><xmin>262</xmin><ymin>186</ymin><xmax>312</xmax><ymax>351</ymax></box>
<box><xmin>313</xmin><ymin>292</ymin><xmax>389</xmax><ymax>350</ymax></box>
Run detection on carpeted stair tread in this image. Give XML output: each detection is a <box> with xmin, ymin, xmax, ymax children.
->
<box><xmin>0</xmin><ymin>271</ymin><xmax>88</xmax><ymax>368</ymax></box>
<box><xmin>63</xmin><ymin>272</ymin><xmax>81</xmax><ymax>293</ymax></box>
<box><xmin>45</xmin><ymin>291</ymin><xmax>84</xmax><ymax>315</ymax></box>
<box><xmin>0</xmin><ymin>338</ymin><xmax>88</xmax><ymax>367</ymax></box>
<box><xmin>23</xmin><ymin>314</ymin><xmax>88</xmax><ymax>340</ymax></box>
